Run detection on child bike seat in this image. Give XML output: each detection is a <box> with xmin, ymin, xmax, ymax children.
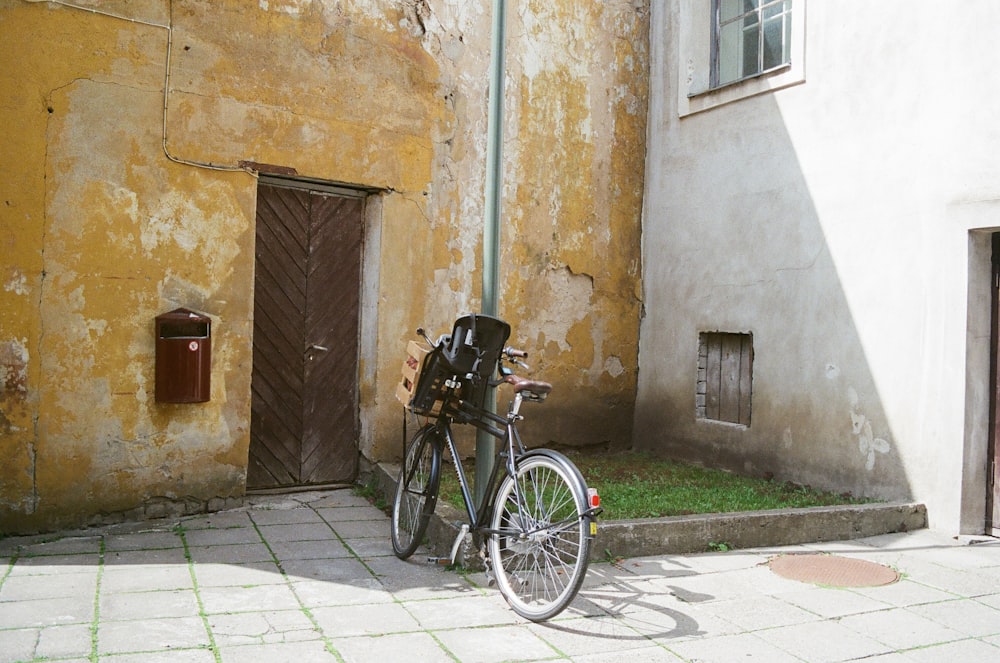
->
<box><xmin>440</xmin><ymin>314</ymin><xmax>511</xmax><ymax>379</ymax></box>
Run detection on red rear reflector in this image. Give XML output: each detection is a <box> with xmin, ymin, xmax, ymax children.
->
<box><xmin>587</xmin><ymin>488</ymin><xmax>600</xmax><ymax>508</ymax></box>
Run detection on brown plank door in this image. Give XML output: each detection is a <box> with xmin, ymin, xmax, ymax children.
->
<box><xmin>989</xmin><ymin>233</ymin><xmax>1000</xmax><ymax>534</ymax></box>
<box><xmin>248</xmin><ymin>182</ymin><xmax>364</xmax><ymax>490</ymax></box>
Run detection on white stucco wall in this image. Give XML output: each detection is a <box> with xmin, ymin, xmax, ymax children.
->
<box><xmin>637</xmin><ymin>0</ymin><xmax>1000</xmax><ymax>533</ymax></box>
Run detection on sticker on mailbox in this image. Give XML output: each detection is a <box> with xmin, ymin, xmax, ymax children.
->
<box><xmin>189</xmin><ymin>341</ymin><xmax>199</xmax><ymax>351</ymax></box>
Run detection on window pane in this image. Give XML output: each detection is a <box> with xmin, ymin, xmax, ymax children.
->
<box><xmin>713</xmin><ymin>0</ymin><xmax>791</xmax><ymax>89</ymax></box>
<box><xmin>741</xmin><ymin>13</ymin><xmax>760</xmax><ymax>78</ymax></box>
<box><xmin>783</xmin><ymin>10</ymin><xmax>792</xmax><ymax>63</ymax></box>
<box><xmin>720</xmin><ymin>0</ymin><xmax>739</xmax><ymax>22</ymax></box>
<box><xmin>761</xmin><ymin>1</ymin><xmax>790</xmax><ymax>71</ymax></box>
<box><xmin>721</xmin><ymin>0</ymin><xmax>757</xmax><ymax>22</ymax></box>
<box><xmin>761</xmin><ymin>15</ymin><xmax>784</xmax><ymax>69</ymax></box>
<box><xmin>718</xmin><ymin>21</ymin><xmax>743</xmax><ymax>85</ymax></box>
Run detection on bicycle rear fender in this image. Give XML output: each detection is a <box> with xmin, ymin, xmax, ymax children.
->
<box><xmin>516</xmin><ymin>448</ymin><xmax>585</xmax><ymax>487</ymax></box>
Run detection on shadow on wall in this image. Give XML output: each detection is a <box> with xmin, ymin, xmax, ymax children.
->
<box><xmin>634</xmin><ymin>86</ymin><xmax>913</xmax><ymax>504</ymax></box>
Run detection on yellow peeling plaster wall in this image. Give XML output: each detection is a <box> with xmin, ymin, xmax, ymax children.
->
<box><xmin>501</xmin><ymin>2</ymin><xmax>647</xmax><ymax>448</ymax></box>
<box><xmin>0</xmin><ymin>0</ymin><xmax>648</xmax><ymax>533</ymax></box>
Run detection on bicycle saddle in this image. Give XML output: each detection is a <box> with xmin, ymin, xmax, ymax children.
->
<box><xmin>504</xmin><ymin>374</ymin><xmax>552</xmax><ymax>401</ymax></box>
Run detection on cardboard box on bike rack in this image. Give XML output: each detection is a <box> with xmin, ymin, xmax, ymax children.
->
<box><xmin>395</xmin><ymin>340</ymin><xmax>428</xmax><ymax>405</ymax></box>
<box><xmin>396</xmin><ymin>340</ymin><xmax>444</xmax><ymax>415</ymax></box>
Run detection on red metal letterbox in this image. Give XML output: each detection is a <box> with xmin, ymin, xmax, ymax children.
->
<box><xmin>155</xmin><ymin>308</ymin><xmax>211</xmax><ymax>403</ymax></box>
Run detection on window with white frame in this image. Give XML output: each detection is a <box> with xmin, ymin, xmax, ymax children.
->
<box><xmin>677</xmin><ymin>0</ymin><xmax>805</xmax><ymax>116</ymax></box>
<box><xmin>713</xmin><ymin>0</ymin><xmax>793</xmax><ymax>88</ymax></box>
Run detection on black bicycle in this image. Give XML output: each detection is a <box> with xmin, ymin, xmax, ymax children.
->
<box><xmin>390</xmin><ymin>314</ymin><xmax>601</xmax><ymax>621</ymax></box>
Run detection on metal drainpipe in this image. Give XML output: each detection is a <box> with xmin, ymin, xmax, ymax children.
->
<box><xmin>476</xmin><ymin>0</ymin><xmax>507</xmax><ymax>507</ymax></box>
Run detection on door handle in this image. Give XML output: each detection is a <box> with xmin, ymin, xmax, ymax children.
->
<box><xmin>307</xmin><ymin>344</ymin><xmax>329</xmax><ymax>353</ymax></box>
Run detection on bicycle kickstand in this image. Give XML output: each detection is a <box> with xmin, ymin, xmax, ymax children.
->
<box><xmin>428</xmin><ymin>522</ymin><xmax>470</xmax><ymax>566</ymax></box>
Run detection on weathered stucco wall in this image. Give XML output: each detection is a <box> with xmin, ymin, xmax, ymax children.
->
<box><xmin>500</xmin><ymin>2</ymin><xmax>646</xmax><ymax>450</ymax></box>
<box><xmin>0</xmin><ymin>0</ymin><xmax>647</xmax><ymax>533</ymax></box>
<box><xmin>637</xmin><ymin>0</ymin><xmax>1000</xmax><ymax>533</ymax></box>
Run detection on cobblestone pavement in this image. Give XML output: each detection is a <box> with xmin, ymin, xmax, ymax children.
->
<box><xmin>1</xmin><ymin>490</ymin><xmax>998</xmax><ymax>662</ymax></box>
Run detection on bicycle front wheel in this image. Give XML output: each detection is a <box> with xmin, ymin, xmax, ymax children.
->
<box><xmin>487</xmin><ymin>452</ymin><xmax>592</xmax><ymax>621</ymax></box>
<box><xmin>391</xmin><ymin>423</ymin><xmax>442</xmax><ymax>559</ymax></box>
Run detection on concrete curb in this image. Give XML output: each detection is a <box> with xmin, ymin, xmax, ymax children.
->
<box><xmin>593</xmin><ymin>502</ymin><xmax>927</xmax><ymax>558</ymax></box>
<box><xmin>373</xmin><ymin>462</ymin><xmax>927</xmax><ymax>567</ymax></box>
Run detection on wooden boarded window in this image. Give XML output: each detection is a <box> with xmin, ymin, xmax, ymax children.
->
<box><xmin>697</xmin><ymin>332</ymin><xmax>753</xmax><ymax>426</ymax></box>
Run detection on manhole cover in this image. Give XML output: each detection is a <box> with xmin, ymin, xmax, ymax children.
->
<box><xmin>768</xmin><ymin>554</ymin><xmax>899</xmax><ymax>587</ymax></box>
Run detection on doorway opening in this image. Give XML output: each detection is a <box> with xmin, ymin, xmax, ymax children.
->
<box><xmin>988</xmin><ymin>233</ymin><xmax>1000</xmax><ymax>533</ymax></box>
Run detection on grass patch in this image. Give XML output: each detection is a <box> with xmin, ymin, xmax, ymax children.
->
<box><xmin>438</xmin><ymin>451</ymin><xmax>871</xmax><ymax>520</ymax></box>
<box><xmin>354</xmin><ymin>475</ymin><xmax>389</xmax><ymax>512</ymax></box>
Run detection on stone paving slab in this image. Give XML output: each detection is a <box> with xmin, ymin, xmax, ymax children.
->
<box><xmin>206</xmin><ymin>608</ymin><xmax>319</xmax><ymax>646</ymax></box>
<box><xmin>0</xmin><ymin>488</ymin><xmax>998</xmax><ymax>662</ymax></box>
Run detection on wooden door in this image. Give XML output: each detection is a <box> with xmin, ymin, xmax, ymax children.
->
<box><xmin>989</xmin><ymin>234</ymin><xmax>1000</xmax><ymax>533</ymax></box>
<box><xmin>248</xmin><ymin>182</ymin><xmax>363</xmax><ymax>489</ymax></box>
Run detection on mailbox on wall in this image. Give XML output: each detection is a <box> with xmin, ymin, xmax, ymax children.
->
<box><xmin>155</xmin><ymin>308</ymin><xmax>211</xmax><ymax>403</ymax></box>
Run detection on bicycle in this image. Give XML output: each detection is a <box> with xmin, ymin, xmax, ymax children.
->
<box><xmin>390</xmin><ymin>313</ymin><xmax>602</xmax><ymax>621</ymax></box>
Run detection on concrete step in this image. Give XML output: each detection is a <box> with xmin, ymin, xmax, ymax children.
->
<box><xmin>374</xmin><ymin>461</ymin><xmax>927</xmax><ymax>568</ymax></box>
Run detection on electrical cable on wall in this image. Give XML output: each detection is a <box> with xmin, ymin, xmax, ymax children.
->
<box><xmin>22</xmin><ymin>0</ymin><xmax>255</xmax><ymax>175</ymax></box>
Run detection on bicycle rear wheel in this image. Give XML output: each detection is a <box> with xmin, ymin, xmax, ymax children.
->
<box><xmin>391</xmin><ymin>423</ymin><xmax>442</xmax><ymax>559</ymax></box>
<box><xmin>487</xmin><ymin>452</ymin><xmax>592</xmax><ymax>621</ymax></box>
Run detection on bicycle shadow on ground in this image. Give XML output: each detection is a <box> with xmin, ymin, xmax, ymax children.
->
<box><xmin>533</xmin><ymin>560</ymin><xmax>711</xmax><ymax>642</ymax></box>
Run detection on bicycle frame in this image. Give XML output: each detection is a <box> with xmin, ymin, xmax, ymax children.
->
<box><xmin>432</xmin><ymin>394</ymin><xmax>526</xmax><ymax>533</ymax></box>
<box><xmin>427</xmin><ymin>387</ymin><xmax>597</xmax><ymax>546</ymax></box>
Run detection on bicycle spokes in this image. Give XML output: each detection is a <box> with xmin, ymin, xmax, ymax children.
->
<box><xmin>391</xmin><ymin>425</ymin><xmax>441</xmax><ymax>559</ymax></box>
<box><xmin>487</xmin><ymin>454</ymin><xmax>591</xmax><ymax>621</ymax></box>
